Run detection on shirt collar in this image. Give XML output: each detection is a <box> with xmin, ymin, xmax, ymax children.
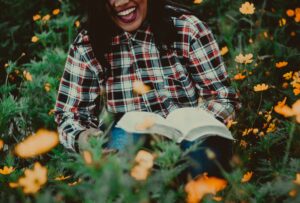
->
<box><xmin>111</xmin><ymin>20</ymin><xmax>154</xmax><ymax>46</ymax></box>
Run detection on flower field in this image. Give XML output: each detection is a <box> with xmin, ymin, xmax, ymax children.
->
<box><xmin>1</xmin><ymin>0</ymin><xmax>300</xmax><ymax>202</ymax></box>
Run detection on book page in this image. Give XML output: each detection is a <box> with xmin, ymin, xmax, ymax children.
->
<box><xmin>115</xmin><ymin>111</ymin><xmax>165</xmax><ymax>133</ymax></box>
<box><xmin>165</xmin><ymin>107</ymin><xmax>224</xmax><ymax>135</ymax></box>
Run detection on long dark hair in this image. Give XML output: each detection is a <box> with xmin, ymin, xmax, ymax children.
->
<box><xmin>85</xmin><ymin>0</ymin><xmax>193</xmax><ymax>78</ymax></box>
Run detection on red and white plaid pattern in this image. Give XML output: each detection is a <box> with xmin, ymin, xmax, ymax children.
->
<box><xmin>54</xmin><ymin>14</ymin><xmax>241</xmax><ymax>152</ymax></box>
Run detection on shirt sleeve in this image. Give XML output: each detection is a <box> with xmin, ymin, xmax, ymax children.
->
<box><xmin>185</xmin><ymin>15</ymin><xmax>241</xmax><ymax>124</ymax></box>
<box><xmin>54</xmin><ymin>42</ymin><xmax>103</xmax><ymax>152</ymax></box>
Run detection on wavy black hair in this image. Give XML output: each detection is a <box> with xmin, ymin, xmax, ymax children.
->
<box><xmin>85</xmin><ymin>0</ymin><xmax>193</xmax><ymax>70</ymax></box>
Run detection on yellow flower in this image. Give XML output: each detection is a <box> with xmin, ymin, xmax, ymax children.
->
<box><xmin>0</xmin><ymin>139</ymin><xmax>3</xmax><ymax>150</ymax></box>
<box><xmin>234</xmin><ymin>73</ymin><xmax>246</xmax><ymax>80</ymax></box>
<box><xmin>42</xmin><ymin>14</ymin><xmax>51</xmax><ymax>22</ymax></box>
<box><xmin>18</xmin><ymin>162</ymin><xmax>47</xmax><ymax>194</ymax></box>
<box><xmin>253</xmin><ymin>83</ymin><xmax>269</xmax><ymax>92</ymax></box>
<box><xmin>75</xmin><ymin>20</ymin><xmax>80</xmax><ymax>28</ymax></box>
<box><xmin>48</xmin><ymin>109</ymin><xmax>55</xmax><ymax>115</ymax></box>
<box><xmin>82</xmin><ymin>150</ymin><xmax>93</xmax><ymax>165</ymax></box>
<box><xmin>185</xmin><ymin>173</ymin><xmax>227</xmax><ymax>203</ymax></box>
<box><xmin>226</xmin><ymin>119</ymin><xmax>237</xmax><ymax>128</ymax></box>
<box><xmin>193</xmin><ymin>0</ymin><xmax>203</xmax><ymax>4</ymax></box>
<box><xmin>133</xmin><ymin>80</ymin><xmax>151</xmax><ymax>95</ymax></box>
<box><xmin>293</xmin><ymin>173</ymin><xmax>300</xmax><ymax>185</ymax></box>
<box><xmin>31</xmin><ymin>36</ymin><xmax>39</xmax><ymax>43</ymax></box>
<box><xmin>9</xmin><ymin>182</ymin><xmax>19</xmax><ymax>188</ymax></box>
<box><xmin>235</xmin><ymin>53</ymin><xmax>253</xmax><ymax>64</ymax></box>
<box><xmin>240</xmin><ymin>140</ymin><xmax>248</xmax><ymax>148</ymax></box>
<box><xmin>55</xmin><ymin>175</ymin><xmax>71</xmax><ymax>181</ymax></box>
<box><xmin>266</xmin><ymin>123</ymin><xmax>276</xmax><ymax>133</ymax></box>
<box><xmin>130</xmin><ymin>165</ymin><xmax>149</xmax><ymax>181</ymax></box>
<box><xmin>239</xmin><ymin>2</ymin><xmax>255</xmax><ymax>15</ymax></box>
<box><xmin>286</xmin><ymin>9</ymin><xmax>295</xmax><ymax>17</ymax></box>
<box><xmin>23</xmin><ymin>70</ymin><xmax>33</xmax><ymax>81</ymax></box>
<box><xmin>0</xmin><ymin>166</ymin><xmax>15</xmax><ymax>175</ymax></box>
<box><xmin>276</xmin><ymin>61</ymin><xmax>288</xmax><ymax>68</ymax></box>
<box><xmin>274</xmin><ymin>97</ymin><xmax>294</xmax><ymax>118</ymax></box>
<box><xmin>33</xmin><ymin>14</ymin><xmax>41</xmax><ymax>21</ymax></box>
<box><xmin>279</xmin><ymin>18</ymin><xmax>286</xmax><ymax>27</ymax></box>
<box><xmin>212</xmin><ymin>196</ymin><xmax>223</xmax><ymax>201</ymax></box>
<box><xmin>242</xmin><ymin>128</ymin><xmax>253</xmax><ymax>136</ymax></box>
<box><xmin>44</xmin><ymin>83</ymin><xmax>51</xmax><ymax>92</ymax></box>
<box><xmin>283</xmin><ymin>71</ymin><xmax>293</xmax><ymax>80</ymax></box>
<box><xmin>14</xmin><ymin>129</ymin><xmax>59</xmax><ymax>158</ymax></box>
<box><xmin>220</xmin><ymin>46</ymin><xmax>229</xmax><ymax>56</ymax></box>
<box><xmin>135</xmin><ymin>116</ymin><xmax>155</xmax><ymax>131</ymax></box>
<box><xmin>134</xmin><ymin>150</ymin><xmax>155</xmax><ymax>169</ymax></box>
<box><xmin>252</xmin><ymin>128</ymin><xmax>259</xmax><ymax>134</ymax></box>
<box><xmin>294</xmin><ymin>88</ymin><xmax>300</xmax><ymax>96</ymax></box>
<box><xmin>52</xmin><ymin>9</ymin><xmax>60</xmax><ymax>15</ymax></box>
<box><xmin>241</xmin><ymin>171</ymin><xmax>253</xmax><ymax>183</ymax></box>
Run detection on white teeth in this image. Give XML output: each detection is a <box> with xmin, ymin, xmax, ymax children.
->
<box><xmin>117</xmin><ymin>7</ymin><xmax>136</xmax><ymax>16</ymax></box>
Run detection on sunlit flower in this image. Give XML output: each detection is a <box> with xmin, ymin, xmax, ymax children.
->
<box><xmin>82</xmin><ymin>150</ymin><xmax>93</xmax><ymax>165</ymax></box>
<box><xmin>254</xmin><ymin>83</ymin><xmax>269</xmax><ymax>92</ymax></box>
<box><xmin>55</xmin><ymin>175</ymin><xmax>71</xmax><ymax>181</ymax></box>
<box><xmin>294</xmin><ymin>88</ymin><xmax>300</xmax><ymax>96</ymax></box>
<box><xmin>14</xmin><ymin>129</ymin><xmax>59</xmax><ymax>158</ymax></box>
<box><xmin>23</xmin><ymin>70</ymin><xmax>33</xmax><ymax>81</ymax></box>
<box><xmin>286</xmin><ymin>9</ymin><xmax>295</xmax><ymax>17</ymax></box>
<box><xmin>133</xmin><ymin>80</ymin><xmax>151</xmax><ymax>95</ymax></box>
<box><xmin>289</xmin><ymin>189</ymin><xmax>297</xmax><ymax>197</ymax></box>
<box><xmin>135</xmin><ymin>150</ymin><xmax>155</xmax><ymax>169</ymax></box>
<box><xmin>193</xmin><ymin>0</ymin><xmax>203</xmax><ymax>4</ymax></box>
<box><xmin>44</xmin><ymin>83</ymin><xmax>51</xmax><ymax>92</ymax></box>
<box><xmin>52</xmin><ymin>9</ymin><xmax>60</xmax><ymax>15</ymax></box>
<box><xmin>185</xmin><ymin>173</ymin><xmax>227</xmax><ymax>203</ymax></box>
<box><xmin>266</xmin><ymin>123</ymin><xmax>276</xmax><ymax>133</ymax></box>
<box><xmin>235</xmin><ymin>53</ymin><xmax>253</xmax><ymax>64</ymax></box>
<box><xmin>0</xmin><ymin>166</ymin><xmax>15</xmax><ymax>175</ymax></box>
<box><xmin>241</xmin><ymin>171</ymin><xmax>253</xmax><ymax>183</ymax></box>
<box><xmin>234</xmin><ymin>73</ymin><xmax>246</xmax><ymax>80</ymax></box>
<box><xmin>276</xmin><ymin>61</ymin><xmax>288</xmax><ymax>68</ymax></box>
<box><xmin>292</xmin><ymin>100</ymin><xmax>300</xmax><ymax>123</ymax></box>
<box><xmin>135</xmin><ymin>116</ymin><xmax>155</xmax><ymax>131</ymax></box>
<box><xmin>75</xmin><ymin>20</ymin><xmax>80</xmax><ymax>28</ymax></box>
<box><xmin>293</xmin><ymin>173</ymin><xmax>300</xmax><ymax>185</ymax></box>
<box><xmin>258</xmin><ymin>131</ymin><xmax>265</xmax><ymax>137</ymax></box>
<box><xmin>42</xmin><ymin>14</ymin><xmax>51</xmax><ymax>22</ymax></box>
<box><xmin>283</xmin><ymin>71</ymin><xmax>293</xmax><ymax>80</ymax></box>
<box><xmin>252</xmin><ymin>128</ymin><xmax>259</xmax><ymax>134</ymax></box>
<box><xmin>274</xmin><ymin>97</ymin><xmax>294</xmax><ymax>118</ymax></box>
<box><xmin>279</xmin><ymin>18</ymin><xmax>286</xmax><ymax>27</ymax></box>
<box><xmin>18</xmin><ymin>162</ymin><xmax>47</xmax><ymax>194</ymax></box>
<box><xmin>242</xmin><ymin>128</ymin><xmax>253</xmax><ymax>136</ymax></box>
<box><xmin>131</xmin><ymin>165</ymin><xmax>149</xmax><ymax>181</ymax></box>
<box><xmin>220</xmin><ymin>46</ymin><xmax>229</xmax><ymax>56</ymax></box>
<box><xmin>239</xmin><ymin>2</ymin><xmax>255</xmax><ymax>15</ymax></box>
<box><xmin>31</xmin><ymin>36</ymin><xmax>39</xmax><ymax>43</ymax></box>
<box><xmin>33</xmin><ymin>14</ymin><xmax>41</xmax><ymax>21</ymax></box>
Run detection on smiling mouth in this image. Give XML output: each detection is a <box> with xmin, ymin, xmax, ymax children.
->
<box><xmin>116</xmin><ymin>7</ymin><xmax>137</xmax><ymax>23</ymax></box>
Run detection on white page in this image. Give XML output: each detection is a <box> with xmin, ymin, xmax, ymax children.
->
<box><xmin>165</xmin><ymin>107</ymin><xmax>226</xmax><ymax>135</ymax></box>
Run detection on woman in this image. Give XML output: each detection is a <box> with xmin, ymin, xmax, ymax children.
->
<box><xmin>54</xmin><ymin>0</ymin><xmax>241</xmax><ymax>178</ymax></box>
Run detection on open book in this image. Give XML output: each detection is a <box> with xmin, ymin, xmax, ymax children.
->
<box><xmin>115</xmin><ymin>107</ymin><xmax>234</xmax><ymax>143</ymax></box>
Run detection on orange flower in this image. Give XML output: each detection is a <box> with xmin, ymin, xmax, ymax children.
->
<box><xmin>239</xmin><ymin>2</ymin><xmax>255</xmax><ymax>15</ymax></box>
<box><xmin>52</xmin><ymin>9</ymin><xmax>60</xmax><ymax>15</ymax></box>
<box><xmin>0</xmin><ymin>166</ymin><xmax>15</xmax><ymax>175</ymax></box>
<box><xmin>276</xmin><ymin>61</ymin><xmax>288</xmax><ymax>68</ymax></box>
<box><xmin>193</xmin><ymin>0</ymin><xmax>203</xmax><ymax>4</ymax></box>
<box><xmin>31</xmin><ymin>36</ymin><xmax>39</xmax><ymax>43</ymax></box>
<box><xmin>289</xmin><ymin>189</ymin><xmax>297</xmax><ymax>197</ymax></box>
<box><xmin>294</xmin><ymin>88</ymin><xmax>300</xmax><ymax>96</ymax></box>
<box><xmin>283</xmin><ymin>71</ymin><xmax>293</xmax><ymax>80</ymax></box>
<box><xmin>0</xmin><ymin>139</ymin><xmax>3</xmax><ymax>150</ymax></box>
<box><xmin>293</xmin><ymin>173</ymin><xmax>300</xmax><ymax>185</ymax></box>
<box><xmin>292</xmin><ymin>100</ymin><xmax>300</xmax><ymax>123</ymax></box>
<box><xmin>23</xmin><ymin>70</ymin><xmax>33</xmax><ymax>81</ymax></box>
<box><xmin>75</xmin><ymin>20</ymin><xmax>80</xmax><ymax>28</ymax></box>
<box><xmin>42</xmin><ymin>14</ymin><xmax>51</xmax><ymax>21</ymax></box>
<box><xmin>185</xmin><ymin>173</ymin><xmax>227</xmax><ymax>203</ymax></box>
<box><xmin>14</xmin><ymin>129</ymin><xmax>59</xmax><ymax>158</ymax></box>
<box><xmin>274</xmin><ymin>97</ymin><xmax>294</xmax><ymax>117</ymax></box>
<box><xmin>33</xmin><ymin>14</ymin><xmax>41</xmax><ymax>21</ymax></box>
<box><xmin>286</xmin><ymin>9</ymin><xmax>295</xmax><ymax>17</ymax></box>
<box><xmin>82</xmin><ymin>150</ymin><xmax>93</xmax><ymax>165</ymax></box>
<box><xmin>266</xmin><ymin>123</ymin><xmax>276</xmax><ymax>133</ymax></box>
<box><xmin>253</xmin><ymin>83</ymin><xmax>269</xmax><ymax>92</ymax></box>
<box><xmin>234</xmin><ymin>73</ymin><xmax>246</xmax><ymax>80</ymax></box>
<box><xmin>279</xmin><ymin>18</ymin><xmax>286</xmax><ymax>27</ymax></box>
<box><xmin>135</xmin><ymin>116</ymin><xmax>155</xmax><ymax>131</ymax></box>
<box><xmin>220</xmin><ymin>46</ymin><xmax>229</xmax><ymax>56</ymax></box>
<box><xmin>135</xmin><ymin>150</ymin><xmax>155</xmax><ymax>169</ymax></box>
<box><xmin>44</xmin><ymin>83</ymin><xmax>51</xmax><ymax>92</ymax></box>
<box><xmin>240</xmin><ymin>140</ymin><xmax>248</xmax><ymax>148</ymax></box>
<box><xmin>18</xmin><ymin>162</ymin><xmax>47</xmax><ymax>194</ymax></box>
<box><xmin>68</xmin><ymin>178</ymin><xmax>82</xmax><ymax>186</ymax></box>
<box><xmin>130</xmin><ymin>165</ymin><xmax>149</xmax><ymax>181</ymax></box>
<box><xmin>133</xmin><ymin>80</ymin><xmax>151</xmax><ymax>95</ymax></box>
<box><xmin>235</xmin><ymin>53</ymin><xmax>253</xmax><ymax>64</ymax></box>
<box><xmin>48</xmin><ymin>109</ymin><xmax>55</xmax><ymax>115</ymax></box>
<box><xmin>55</xmin><ymin>175</ymin><xmax>71</xmax><ymax>181</ymax></box>
<box><xmin>241</xmin><ymin>171</ymin><xmax>253</xmax><ymax>183</ymax></box>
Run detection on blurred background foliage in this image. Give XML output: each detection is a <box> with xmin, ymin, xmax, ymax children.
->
<box><xmin>0</xmin><ymin>0</ymin><xmax>300</xmax><ymax>202</ymax></box>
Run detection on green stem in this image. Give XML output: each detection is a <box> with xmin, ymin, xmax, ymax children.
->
<box><xmin>283</xmin><ymin>120</ymin><xmax>296</xmax><ymax>166</ymax></box>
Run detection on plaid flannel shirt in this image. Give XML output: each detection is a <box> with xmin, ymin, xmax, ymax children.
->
<box><xmin>54</xmin><ymin>14</ymin><xmax>241</xmax><ymax>152</ymax></box>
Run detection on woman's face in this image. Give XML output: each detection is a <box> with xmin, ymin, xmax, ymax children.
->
<box><xmin>106</xmin><ymin>0</ymin><xmax>148</xmax><ymax>32</ymax></box>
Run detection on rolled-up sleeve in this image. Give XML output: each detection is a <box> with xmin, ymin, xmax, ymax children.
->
<box><xmin>186</xmin><ymin>15</ymin><xmax>241</xmax><ymax>123</ymax></box>
<box><xmin>54</xmin><ymin>41</ymin><xmax>103</xmax><ymax>152</ymax></box>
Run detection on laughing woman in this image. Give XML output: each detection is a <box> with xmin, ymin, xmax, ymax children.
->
<box><xmin>54</xmin><ymin>0</ymin><xmax>241</xmax><ymax>178</ymax></box>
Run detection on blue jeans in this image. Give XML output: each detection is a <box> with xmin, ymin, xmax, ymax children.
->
<box><xmin>106</xmin><ymin>125</ymin><xmax>233</xmax><ymax>178</ymax></box>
